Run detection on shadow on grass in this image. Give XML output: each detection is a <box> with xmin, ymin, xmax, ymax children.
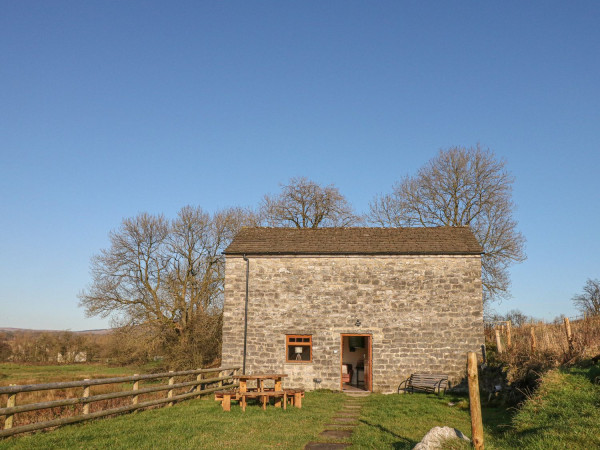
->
<box><xmin>497</xmin><ymin>424</ymin><xmax>554</xmax><ymax>447</ymax></box>
<box><xmin>358</xmin><ymin>418</ymin><xmax>418</xmax><ymax>449</ymax></box>
<box><xmin>481</xmin><ymin>404</ymin><xmax>515</xmax><ymax>440</ymax></box>
<box><xmin>559</xmin><ymin>363</ymin><xmax>600</xmax><ymax>383</ymax></box>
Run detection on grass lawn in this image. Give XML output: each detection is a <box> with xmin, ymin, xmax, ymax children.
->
<box><xmin>353</xmin><ymin>365</ymin><xmax>600</xmax><ymax>449</ymax></box>
<box><xmin>0</xmin><ymin>390</ymin><xmax>346</xmax><ymax>449</ymax></box>
<box><xmin>1</xmin><ymin>364</ymin><xmax>598</xmax><ymax>449</ymax></box>
<box><xmin>497</xmin><ymin>366</ymin><xmax>600</xmax><ymax>449</ymax></box>
<box><xmin>351</xmin><ymin>393</ymin><xmax>510</xmax><ymax>449</ymax></box>
<box><xmin>0</xmin><ymin>390</ymin><xmax>504</xmax><ymax>449</ymax></box>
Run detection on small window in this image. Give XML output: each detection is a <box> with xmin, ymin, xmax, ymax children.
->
<box><xmin>286</xmin><ymin>335</ymin><xmax>312</xmax><ymax>363</ymax></box>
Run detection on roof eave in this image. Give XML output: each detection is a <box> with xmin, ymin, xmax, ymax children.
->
<box><xmin>223</xmin><ymin>251</ymin><xmax>483</xmax><ymax>256</ymax></box>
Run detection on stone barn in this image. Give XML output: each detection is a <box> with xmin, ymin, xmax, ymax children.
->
<box><xmin>221</xmin><ymin>227</ymin><xmax>484</xmax><ymax>393</ymax></box>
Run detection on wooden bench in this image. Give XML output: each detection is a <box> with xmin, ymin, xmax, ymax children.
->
<box><xmin>283</xmin><ymin>388</ymin><xmax>304</xmax><ymax>408</ymax></box>
<box><xmin>216</xmin><ymin>388</ymin><xmax>305</xmax><ymax>411</ymax></box>
<box><xmin>214</xmin><ymin>389</ymin><xmax>239</xmax><ymax>411</ymax></box>
<box><xmin>398</xmin><ymin>373</ymin><xmax>448</xmax><ymax>394</ymax></box>
<box><xmin>240</xmin><ymin>390</ymin><xmax>288</xmax><ymax>411</ymax></box>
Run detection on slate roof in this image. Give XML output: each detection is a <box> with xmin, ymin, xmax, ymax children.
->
<box><xmin>224</xmin><ymin>227</ymin><xmax>483</xmax><ymax>256</ymax></box>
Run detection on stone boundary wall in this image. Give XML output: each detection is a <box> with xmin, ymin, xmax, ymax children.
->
<box><xmin>221</xmin><ymin>254</ymin><xmax>483</xmax><ymax>393</ymax></box>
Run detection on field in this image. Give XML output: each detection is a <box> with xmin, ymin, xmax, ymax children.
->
<box><xmin>0</xmin><ymin>363</ymin><xmax>155</xmax><ymax>430</ymax></box>
<box><xmin>0</xmin><ymin>363</ymin><xmax>140</xmax><ymax>385</ymax></box>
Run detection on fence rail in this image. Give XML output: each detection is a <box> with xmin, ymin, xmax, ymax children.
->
<box><xmin>0</xmin><ymin>365</ymin><xmax>240</xmax><ymax>438</ymax></box>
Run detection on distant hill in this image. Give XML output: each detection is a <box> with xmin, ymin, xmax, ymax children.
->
<box><xmin>0</xmin><ymin>327</ymin><xmax>112</xmax><ymax>335</ymax></box>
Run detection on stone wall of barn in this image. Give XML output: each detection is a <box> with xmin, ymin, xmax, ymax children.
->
<box><xmin>221</xmin><ymin>254</ymin><xmax>483</xmax><ymax>393</ymax></box>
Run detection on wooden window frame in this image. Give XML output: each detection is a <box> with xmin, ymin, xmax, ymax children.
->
<box><xmin>285</xmin><ymin>335</ymin><xmax>312</xmax><ymax>363</ymax></box>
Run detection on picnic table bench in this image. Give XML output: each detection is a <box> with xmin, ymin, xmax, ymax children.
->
<box><xmin>215</xmin><ymin>388</ymin><xmax>304</xmax><ymax>411</ymax></box>
<box><xmin>398</xmin><ymin>373</ymin><xmax>448</xmax><ymax>394</ymax></box>
<box><xmin>214</xmin><ymin>389</ymin><xmax>239</xmax><ymax>411</ymax></box>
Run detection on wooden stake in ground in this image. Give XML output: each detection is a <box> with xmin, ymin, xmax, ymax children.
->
<box><xmin>467</xmin><ymin>352</ymin><xmax>484</xmax><ymax>450</ymax></box>
<box><xmin>506</xmin><ymin>321</ymin><xmax>512</xmax><ymax>349</ymax></box>
<box><xmin>5</xmin><ymin>385</ymin><xmax>16</xmax><ymax>429</ymax></box>
<box><xmin>167</xmin><ymin>371</ymin><xmax>174</xmax><ymax>407</ymax></box>
<box><xmin>83</xmin><ymin>379</ymin><xmax>90</xmax><ymax>415</ymax></box>
<box><xmin>495</xmin><ymin>328</ymin><xmax>503</xmax><ymax>354</ymax></box>
<box><xmin>530</xmin><ymin>326</ymin><xmax>537</xmax><ymax>353</ymax></box>
<box><xmin>132</xmin><ymin>374</ymin><xmax>139</xmax><ymax>410</ymax></box>
<box><xmin>564</xmin><ymin>317</ymin><xmax>574</xmax><ymax>352</ymax></box>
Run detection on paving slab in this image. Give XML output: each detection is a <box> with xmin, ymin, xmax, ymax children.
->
<box><xmin>331</xmin><ymin>417</ymin><xmax>359</xmax><ymax>424</ymax></box>
<box><xmin>319</xmin><ymin>430</ymin><xmax>354</xmax><ymax>439</ymax></box>
<box><xmin>324</xmin><ymin>424</ymin><xmax>357</xmax><ymax>429</ymax></box>
<box><xmin>304</xmin><ymin>443</ymin><xmax>351</xmax><ymax>449</ymax></box>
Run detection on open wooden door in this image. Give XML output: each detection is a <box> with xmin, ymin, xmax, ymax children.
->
<box><xmin>340</xmin><ymin>334</ymin><xmax>372</xmax><ymax>392</ymax></box>
<box><xmin>364</xmin><ymin>335</ymin><xmax>372</xmax><ymax>391</ymax></box>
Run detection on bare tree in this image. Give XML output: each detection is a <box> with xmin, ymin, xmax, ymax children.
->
<box><xmin>502</xmin><ymin>309</ymin><xmax>531</xmax><ymax>327</ymax></box>
<box><xmin>370</xmin><ymin>145</ymin><xmax>526</xmax><ymax>303</ymax></box>
<box><xmin>79</xmin><ymin>206</ymin><xmax>256</xmax><ymax>367</ymax></box>
<box><xmin>573</xmin><ymin>279</ymin><xmax>600</xmax><ymax>316</ymax></box>
<box><xmin>261</xmin><ymin>177</ymin><xmax>362</xmax><ymax>228</ymax></box>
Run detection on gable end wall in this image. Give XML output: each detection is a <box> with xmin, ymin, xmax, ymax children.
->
<box><xmin>221</xmin><ymin>254</ymin><xmax>483</xmax><ymax>393</ymax></box>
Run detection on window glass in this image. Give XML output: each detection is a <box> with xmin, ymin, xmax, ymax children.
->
<box><xmin>286</xmin><ymin>335</ymin><xmax>312</xmax><ymax>363</ymax></box>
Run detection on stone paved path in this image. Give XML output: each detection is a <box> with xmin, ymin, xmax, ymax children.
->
<box><xmin>303</xmin><ymin>392</ymin><xmax>368</xmax><ymax>449</ymax></box>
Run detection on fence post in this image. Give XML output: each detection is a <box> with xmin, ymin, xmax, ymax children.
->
<box><xmin>83</xmin><ymin>379</ymin><xmax>90</xmax><ymax>415</ymax></box>
<box><xmin>495</xmin><ymin>328</ymin><xmax>503</xmax><ymax>354</ymax></box>
<box><xmin>506</xmin><ymin>321</ymin><xmax>512</xmax><ymax>349</ymax></box>
<box><xmin>564</xmin><ymin>317</ymin><xmax>573</xmax><ymax>346</ymax></box>
<box><xmin>196</xmin><ymin>369</ymin><xmax>203</xmax><ymax>393</ymax></box>
<box><xmin>218</xmin><ymin>370</ymin><xmax>224</xmax><ymax>389</ymax></box>
<box><xmin>132</xmin><ymin>374</ymin><xmax>139</xmax><ymax>410</ymax></box>
<box><xmin>5</xmin><ymin>385</ymin><xmax>17</xmax><ymax>429</ymax></box>
<box><xmin>530</xmin><ymin>326</ymin><xmax>537</xmax><ymax>353</ymax></box>
<box><xmin>467</xmin><ymin>352</ymin><xmax>484</xmax><ymax>450</ymax></box>
<box><xmin>168</xmin><ymin>371</ymin><xmax>174</xmax><ymax>407</ymax></box>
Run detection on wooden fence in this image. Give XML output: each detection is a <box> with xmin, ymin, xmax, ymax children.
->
<box><xmin>485</xmin><ymin>315</ymin><xmax>600</xmax><ymax>358</ymax></box>
<box><xmin>0</xmin><ymin>366</ymin><xmax>240</xmax><ymax>438</ymax></box>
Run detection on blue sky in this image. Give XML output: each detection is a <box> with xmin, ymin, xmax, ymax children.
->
<box><xmin>1</xmin><ymin>1</ymin><xmax>598</xmax><ymax>330</ymax></box>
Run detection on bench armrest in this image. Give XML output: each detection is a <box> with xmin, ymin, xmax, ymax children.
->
<box><xmin>397</xmin><ymin>376</ymin><xmax>412</xmax><ymax>394</ymax></box>
<box><xmin>435</xmin><ymin>378</ymin><xmax>448</xmax><ymax>394</ymax></box>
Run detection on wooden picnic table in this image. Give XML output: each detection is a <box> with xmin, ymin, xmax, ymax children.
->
<box><xmin>215</xmin><ymin>374</ymin><xmax>304</xmax><ymax>411</ymax></box>
<box><xmin>233</xmin><ymin>373</ymin><xmax>288</xmax><ymax>394</ymax></box>
<box><xmin>231</xmin><ymin>374</ymin><xmax>289</xmax><ymax>410</ymax></box>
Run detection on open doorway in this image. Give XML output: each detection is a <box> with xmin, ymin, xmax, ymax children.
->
<box><xmin>340</xmin><ymin>334</ymin><xmax>372</xmax><ymax>391</ymax></box>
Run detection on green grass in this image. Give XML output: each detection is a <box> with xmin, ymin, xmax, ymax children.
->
<box><xmin>497</xmin><ymin>366</ymin><xmax>600</xmax><ymax>449</ymax></box>
<box><xmin>350</xmin><ymin>393</ymin><xmax>510</xmax><ymax>449</ymax></box>
<box><xmin>0</xmin><ymin>390</ymin><xmax>345</xmax><ymax>449</ymax></box>
<box><xmin>351</xmin><ymin>365</ymin><xmax>600</xmax><ymax>449</ymax></box>
<box><xmin>2</xmin><ymin>364</ymin><xmax>598</xmax><ymax>449</ymax></box>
